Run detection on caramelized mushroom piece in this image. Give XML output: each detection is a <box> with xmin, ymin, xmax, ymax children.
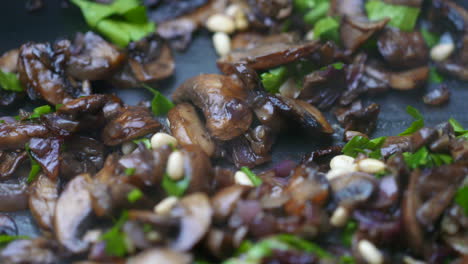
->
<box><xmin>0</xmin><ymin>122</ymin><xmax>49</xmax><ymax>150</ymax></box>
<box><xmin>54</xmin><ymin>174</ymin><xmax>93</xmax><ymax>253</ymax></box>
<box><xmin>157</xmin><ymin>18</ymin><xmax>197</xmax><ymax>51</ymax></box>
<box><xmin>0</xmin><ymin>150</ymin><xmax>27</xmax><ymax>179</ymax></box>
<box><xmin>334</xmin><ymin>101</ymin><xmax>380</xmax><ymax>135</ymax></box>
<box><xmin>168</xmin><ymin>103</ymin><xmax>215</xmax><ymax>157</ymax></box>
<box><xmin>127</xmin><ymin>248</ymin><xmax>192</xmax><ymax>264</ymax></box>
<box><xmin>59</xmin><ymin>136</ymin><xmax>105</xmax><ymax>179</ymax></box>
<box><xmin>330</xmin><ymin>172</ymin><xmax>377</xmax><ymax>208</ymax></box>
<box><xmin>181</xmin><ymin>146</ymin><xmax>214</xmax><ymax>194</ymax></box>
<box><xmin>423</xmin><ymin>85</ymin><xmax>450</xmax><ymax>106</ymax></box>
<box><xmin>0</xmin><ymin>238</ymin><xmax>60</xmax><ymax>264</ymax></box>
<box><xmin>66</xmin><ymin>32</ymin><xmax>125</xmax><ymax>80</ymax></box>
<box><xmin>402</xmin><ymin>170</ymin><xmax>424</xmax><ymax>254</ymax></box>
<box><xmin>341</xmin><ymin>16</ymin><xmax>389</xmax><ymax>53</ymax></box>
<box><xmin>212</xmin><ymin>185</ymin><xmax>248</xmax><ymax>222</ymax></box>
<box><xmin>389</xmin><ymin>67</ymin><xmax>429</xmax><ymax>90</ymax></box>
<box><xmin>173</xmin><ymin>74</ymin><xmax>252</xmax><ymax>140</ymax></box>
<box><xmin>29</xmin><ymin>174</ymin><xmax>58</xmax><ymax>231</ymax></box>
<box><xmin>171</xmin><ymin>192</ymin><xmax>213</xmax><ymax>251</ymax></box>
<box><xmin>0</xmin><ymin>49</ymin><xmax>19</xmax><ymax>72</ymax></box>
<box><xmin>28</xmin><ymin>137</ymin><xmax>61</xmax><ymax>180</ymax></box>
<box><xmin>101</xmin><ymin>106</ymin><xmax>161</xmax><ymax>146</ymax></box>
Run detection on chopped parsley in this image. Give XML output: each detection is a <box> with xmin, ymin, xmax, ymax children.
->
<box><xmin>124</xmin><ymin>167</ymin><xmax>136</xmax><ymax>176</ymax></box>
<box><xmin>0</xmin><ymin>70</ymin><xmax>24</xmax><ymax>92</ymax></box>
<box><xmin>449</xmin><ymin>118</ymin><xmax>468</xmax><ymax>139</ymax></box>
<box><xmin>240</xmin><ymin>167</ymin><xmax>263</xmax><ymax>187</ymax></box>
<box><xmin>403</xmin><ymin>147</ymin><xmax>453</xmax><ymax>169</ymax></box>
<box><xmin>29</xmin><ymin>105</ymin><xmax>53</xmax><ymax>119</ymax></box>
<box><xmin>101</xmin><ymin>211</ymin><xmax>130</xmax><ymax>257</ymax></box>
<box><xmin>25</xmin><ymin>143</ymin><xmax>41</xmax><ymax>184</ymax></box>
<box><xmin>162</xmin><ymin>173</ymin><xmax>190</xmax><ymax>197</ymax></box>
<box><xmin>127</xmin><ymin>189</ymin><xmax>143</xmax><ymax>203</ymax></box>
<box><xmin>342</xmin><ymin>136</ymin><xmax>387</xmax><ymax>159</ymax></box>
<box><xmin>398</xmin><ymin>106</ymin><xmax>424</xmax><ymax>136</ymax></box>
<box><xmin>341</xmin><ymin>220</ymin><xmax>357</xmax><ymax>247</ymax></box>
<box><xmin>132</xmin><ymin>138</ymin><xmax>151</xmax><ymax>149</ymax></box>
<box><xmin>428</xmin><ymin>67</ymin><xmax>444</xmax><ymax>84</ymax></box>
<box><xmin>365</xmin><ymin>0</ymin><xmax>420</xmax><ymax>31</ymax></box>
<box><xmin>260</xmin><ymin>66</ymin><xmax>289</xmax><ymax>94</ymax></box>
<box><xmin>0</xmin><ymin>235</ymin><xmax>29</xmax><ymax>247</ymax></box>
<box><xmin>314</xmin><ymin>16</ymin><xmax>340</xmax><ymax>42</ymax></box>
<box><xmin>143</xmin><ymin>84</ymin><xmax>175</xmax><ymax>116</ymax></box>
<box><xmin>421</xmin><ymin>29</ymin><xmax>440</xmax><ymax>48</ymax></box>
<box><xmin>455</xmin><ymin>185</ymin><xmax>468</xmax><ymax>214</ymax></box>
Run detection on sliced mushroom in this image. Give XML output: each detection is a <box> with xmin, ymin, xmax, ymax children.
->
<box><xmin>168</xmin><ymin>103</ymin><xmax>215</xmax><ymax>157</ymax></box>
<box><xmin>389</xmin><ymin>66</ymin><xmax>429</xmax><ymax>90</ymax></box>
<box><xmin>66</xmin><ymin>32</ymin><xmax>126</xmax><ymax>80</ymax></box>
<box><xmin>29</xmin><ymin>174</ymin><xmax>58</xmax><ymax>231</ymax></box>
<box><xmin>402</xmin><ymin>170</ymin><xmax>424</xmax><ymax>254</ymax></box>
<box><xmin>101</xmin><ymin>106</ymin><xmax>161</xmax><ymax>146</ymax></box>
<box><xmin>59</xmin><ymin>136</ymin><xmax>105</xmax><ymax>179</ymax></box>
<box><xmin>173</xmin><ymin>74</ymin><xmax>252</xmax><ymax>140</ymax></box>
<box><xmin>341</xmin><ymin>16</ymin><xmax>389</xmax><ymax>53</ymax></box>
<box><xmin>0</xmin><ymin>178</ymin><xmax>29</xmax><ymax>212</ymax></box>
<box><xmin>330</xmin><ymin>172</ymin><xmax>377</xmax><ymax>208</ymax></box>
<box><xmin>0</xmin><ymin>122</ymin><xmax>49</xmax><ymax>150</ymax></box>
<box><xmin>171</xmin><ymin>192</ymin><xmax>213</xmax><ymax>251</ymax></box>
<box><xmin>0</xmin><ymin>150</ymin><xmax>27</xmax><ymax>179</ymax></box>
<box><xmin>127</xmin><ymin>248</ymin><xmax>192</xmax><ymax>264</ymax></box>
<box><xmin>0</xmin><ymin>238</ymin><xmax>60</xmax><ymax>264</ymax></box>
<box><xmin>157</xmin><ymin>18</ymin><xmax>197</xmax><ymax>51</ymax></box>
<box><xmin>0</xmin><ymin>214</ymin><xmax>18</xmax><ymax>236</ymax></box>
<box><xmin>212</xmin><ymin>185</ymin><xmax>248</xmax><ymax>222</ymax></box>
<box><xmin>334</xmin><ymin>101</ymin><xmax>380</xmax><ymax>135</ymax></box>
<box><xmin>54</xmin><ymin>174</ymin><xmax>93</xmax><ymax>253</ymax></box>
<box><xmin>28</xmin><ymin>137</ymin><xmax>61</xmax><ymax>180</ymax></box>
<box><xmin>182</xmin><ymin>146</ymin><xmax>214</xmax><ymax>194</ymax></box>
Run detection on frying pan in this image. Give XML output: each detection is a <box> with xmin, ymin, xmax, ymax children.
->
<box><xmin>0</xmin><ymin>0</ymin><xmax>467</xmax><ymax>238</ymax></box>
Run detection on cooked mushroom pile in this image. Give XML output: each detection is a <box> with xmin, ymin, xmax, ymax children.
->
<box><xmin>0</xmin><ymin>0</ymin><xmax>467</xmax><ymax>263</ymax></box>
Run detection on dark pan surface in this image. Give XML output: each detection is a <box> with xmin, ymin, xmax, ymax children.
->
<box><xmin>1</xmin><ymin>1</ymin><xmax>468</xmax><ymax>237</ymax></box>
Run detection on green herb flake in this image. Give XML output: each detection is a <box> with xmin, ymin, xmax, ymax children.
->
<box><xmin>403</xmin><ymin>147</ymin><xmax>453</xmax><ymax>169</ymax></box>
<box><xmin>101</xmin><ymin>211</ymin><xmax>129</xmax><ymax>257</ymax></box>
<box><xmin>399</xmin><ymin>106</ymin><xmax>424</xmax><ymax>136</ymax></box>
<box><xmin>341</xmin><ymin>221</ymin><xmax>357</xmax><ymax>247</ymax></box>
<box><xmin>55</xmin><ymin>104</ymin><xmax>64</xmax><ymax>111</ymax></box>
<box><xmin>124</xmin><ymin>167</ymin><xmax>136</xmax><ymax>176</ymax></box>
<box><xmin>162</xmin><ymin>173</ymin><xmax>190</xmax><ymax>197</ymax></box>
<box><xmin>455</xmin><ymin>185</ymin><xmax>468</xmax><ymax>214</ymax></box>
<box><xmin>71</xmin><ymin>0</ymin><xmax>155</xmax><ymax>47</ymax></box>
<box><xmin>132</xmin><ymin>138</ymin><xmax>152</xmax><ymax>149</ymax></box>
<box><xmin>342</xmin><ymin>136</ymin><xmax>386</xmax><ymax>159</ymax></box>
<box><xmin>448</xmin><ymin>117</ymin><xmax>468</xmax><ymax>139</ymax></box>
<box><xmin>0</xmin><ymin>120</ymin><xmax>4</xmax><ymax>124</ymax></box>
<box><xmin>143</xmin><ymin>84</ymin><xmax>175</xmax><ymax>116</ymax></box>
<box><xmin>261</xmin><ymin>66</ymin><xmax>289</xmax><ymax>94</ymax></box>
<box><xmin>421</xmin><ymin>29</ymin><xmax>440</xmax><ymax>48</ymax></box>
<box><xmin>365</xmin><ymin>0</ymin><xmax>420</xmax><ymax>31</ymax></box>
<box><xmin>29</xmin><ymin>105</ymin><xmax>53</xmax><ymax>119</ymax></box>
<box><xmin>429</xmin><ymin>67</ymin><xmax>444</xmax><ymax>84</ymax></box>
<box><xmin>241</xmin><ymin>167</ymin><xmax>263</xmax><ymax>187</ymax></box>
<box><xmin>304</xmin><ymin>1</ymin><xmax>330</xmax><ymax>25</ymax></box>
<box><xmin>339</xmin><ymin>256</ymin><xmax>357</xmax><ymax>264</ymax></box>
<box><xmin>25</xmin><ymin>143</ymin><xmax>41</xmax><ymax>184</ymax></box>
<box><xmin>0</xmin><ymin>70</ymin><xmax>24</xmax><ymax>92</ymax></box>
<box><xmin>127</xmin><ymin>189</ymin><xmax>143</xmax><ymax>203</ymax></box>
<box><xmin>314</xmin><ymin>16</ymin><xmax>340</xmax><ymax>42</ymax></box>
<box><xmin>0</xmin><ymin>235</ymin><xmax>29</xmax><ymax>247</ymax></box>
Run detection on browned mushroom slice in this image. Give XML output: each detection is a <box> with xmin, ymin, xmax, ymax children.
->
<box><xmin>173</xmin><ymin>74</ymin><xmax>252</xmax><ymax>140</ymax></box>
<box><xmin>212</xmin><ymin>185</ymin><xmax>248</xmax><ymax>222</ymax></box>
<box><xmin>127</xmin><ymin>248</ymin><xmax>192</xmax><ymax>264</ymax></box>
<box><xmin>269</xmin><ymin>95</ymin><xmax>334</xmax><ymax>134</ymax></box>
<box><xmin>340</xmin><ymin>16</ymin><xmax>389</xmax><ymax>53</ymax></box>
<box><xmin>217</xmin><ymin>40</ymin><xmax>320</xmax><ymax>74</ymax></box>
<box><xmin>157</xmin><ymin>18</ymin><xmax>197</xmax><ymax>51</ymax></box>
<box><xmin>0</xmin><ymin>150</ymin><xmax>27</xmax><ymax>179</ymax></box>
<box><xmin>330</xmin><ymin>172</ymin><xmax>377</xmax><ymax>209</ymax></box>
<box><xmin>67</xmin><ymin>32</ymin><xmax>126</xmax><ymax>81</ymax></box>
<box><xmin>0</xmin><ymin>122</ymin><xmax>49</xmax><ymax>150</ymax></box>
<box><xmin>60</xmin><ymin>136</ymin><xmax>105</xmax><ymax>179</ymax></box>
<box><xmin>0</xmin><ymin>238</ymin><xmax>60</xmax><ymax>264</ymax></box>
<box><xmin>54</xmin><ymin>174</ymin><xmax>93</xmax><ymax>254</ymax></box>
<box><xmin>0</xmin><ymin>49</ymin><xmax>19</xmax><ymax>72</ymax></box>
<box><xmin>334</xmin><ymin>101</ymin><xmax>380</xmax><ymax>135</ymax></box>
<box><xmin>28</xmin><ymin>137</ymin><xmax>61</xmax><ymax>180</ymax></box>
<box><xmin>17</xmin><ymin>42</ymin><xmax>72</xmax><ymax>105</ymax></box>
<box><xmin>171</xmin><ymin>192</ymin><xmax>213</xmax><ymax>251</ymax></box>
<box><xmin>423</xmin><ymin>85</ymin><xmax>450</xmax><ymax>106</ymax></box>
<box><xmin>389</xmin><ymin>66</ymin><xmax>429</xmax><ymax>90</ymax></box>
<box><xmin>168</xmin><ymin>103</ymin><xmax>215</xmax><ymax>157</ymax></box>
<box><xmin>182</xmin><ymin>146</ymin><xmax>214</xmax><ymax>194</ymax></box>
<box><xmin>128</xmin><ymin>35</ymin><xmax>175</xmax><ymax>82</ymax></box>
<box><xmin>29</xmin><ymin>174</ymin><xmax>58</xmax><ymax>231</ymax></box>
<box><xmin>57</xmin><ymin>94</ymin><xmax>121</xmax><ymax>116</ymax></box>
<box><xmin>402</xmin><ymin>170</ymin><xmax>424</xmax><ymax>254</ymax></box>
<box><xmin>0</xmin><ymin>180</ymin><xmax>29</xmax><ymax>212</ymax></box>
<box><xmin>101</xmin><ymin>106</ymin><xmax>161</xmax><ymax>146</ymax></box>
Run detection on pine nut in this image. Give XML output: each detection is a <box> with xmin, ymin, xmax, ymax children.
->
<box><xmin>121</xmin><ymin>141</ymin><xmax>137</xmax><ymax>155</ymax></box>
<box><xmin>358</xmin><ymin>240</ymin><xmax>384</xmax><ymax>264</ymax></box>
<box><xmin>326</xmin><ymin>168</ymin><xmax>352</xmax><ymax>180</ymax></box>
<box><xmin>226</xmin><ymin>5</ymin><xmax>249</xmax><ymax>31</ymax></box>
<box><xmin>357</xmin><ymin>158</ymin><xmax>386</xmax><ymax>174</ymax></box>
<box><xmin>206</xmin><ymin>14</ymin><xmax>235</xmax><ymax>34</ymax></box>
<box><xmin>234</xmin><ymin>171</ymin><xmax>254</xmax><ymax>186</ymax></box>
<box><xmin>430</xmin><ymin>43</ymin><xmax>454</xmax><ymax>62</ymax></box>
<box><xmin>213</xmin><ymin>32</ymin><xmax>231</xmax><ymax>56</ymax></box>
<box><xmin>330</xmin><ymin>155</ymin><xmax>356</xmax><ymax>170</ymax></box>
<box><xmin>403</xmin><ymin>256</ymin><xmax>426</xmax><ymax>264</ymax></box>
<box><xmin>305</xmin><ymin>30</ymin><xmax>315</xmax><ymax>41</ymax></box>
<box><xmin>330</xmin><ymin>206</ymin><xmax>349</xmax><ymax>227</ymax></box>
<box><xmin>154</xmin><ymin>196</ymin><xmax>179</xmax><ymax>215</ymax></box>
<box><xmin>151</xmin><ymin>132</ymin><xmax>178</xmax><ymax>149</ymax></box>
<box><xmin>166</xmin><ymin>151</ymin><xmax>185</xmax><ymax>181</ymax></box>
<box><xmin>225</xmin><ymin>4</ymin><xmax>242</xmax><ymax>17</ymax></box>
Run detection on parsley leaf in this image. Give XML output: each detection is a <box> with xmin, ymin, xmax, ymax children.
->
<box><xmin>0</xmin><ymin>235</ymin><xmax>29</xmax><ymax>247</ymax></box>
<box><xmin>429</xmin><ymin>67</ymin><xmax>444</xmax><ymax>84</ymax></box>
<box><xmin>124</xmin><ymin>167</ymin><xmax>136</xmax><ymax>176</ymax></box>
<box><xmin>240</xmin><ymin>167</ymin><xmax>263</xmax><ymax>187</ymax></box>
<box><xmin>71</xmin><ymin>0</ymin><xmax>155</xmax><ymax>47</ymax></box>
<box><xmin>403</xmin><ymin>147</ymin><xmax>453</xmax><ymax>169</ymax></box>
<box><xmin>127</xmin><ymin>189</ymin><xmax>143</xmax><ymax>203</ymax></box>
<box><xmin>25</xmin><ymin>143</ymin><xmax>41</xmax><ymax>184</ymax></box>
<box><xmin>0</xmin><ymin>70</ymin><xmax>24</xmax><ymax>92</ymax></box>
<box><xmin>162</xmin><ymin>173</ymin><xmax>190</xmax><ymax>197</ymax></box>
<box><xmin>455</xmin><ymin>185</ymin><xmax>468</xmax><ymax>214</ymax></box>
<box><xmin>132</xmin><ymin>138</ymin><xmax>152</xmax><ymax>149</ymax></box>
<box><xmin>365</xmin><ymin>0</ymin><xmax>420</xmax><ymax>31</ymax></box>
<box><xmin>143</xmin><ymin>84</ymin><xmax>174</xmax><ymax>116</ymax></box>
<box><xmin>421</xmin><ymin>29</ymin><xmax>440</xmax><ymax>48</ymax></box>
<box><xmin>448</xmin><ymin>118</ymin><xmax>468</xmax><ymax>139</ymax></box>
<box><xmin>342</xmin><ymin>136</ymin><xmax>387</xmax><ymax>159</ymax></box>
<box><xmin>314</xmin><ymin>16</ymin><xmax>340</xmax><ymax>42</ymax></box>
<box><xmin>399</xmin><ymin>106</ymin><xmax>424</xmax><ymax>136</ymax></box>
<box><xmin>29</xmin><ymin>105</ymin><xmax>53</xmax><ymax>119</ymax></box>
<box><xmin>261</xmin><ymin>66</ymin><xmax>289</xmax><ymax>94</ymax></box>
<box><xmin>341</xmin><ymin>221</ymin><xmax>357</xmax><ymax>247</ymax></box>
<box><xmin>304</xmin><ymin>1</ymin><xmax>330</xmax><ymax>25</ymax></box>
<box><xmin>101</xmin><ymin>211</ymin><xmax>130</xmax><ymax>257</ymax></box>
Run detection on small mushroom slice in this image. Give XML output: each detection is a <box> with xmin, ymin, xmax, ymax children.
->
<box><xmin>127</xmin><ymin>248</ymin><xmax>192</xmax><ymax>264</ymax></box>
<box><xmin>0</xmin><ymin>150</ymin><xmax>27</xmax><ymax>179</ymax></box>
<box><xmin>212</xmin><ymin>185</ymin><xmax>248</xmax><ymax>222</ymax></box>
<box><xmin>168</xmin><ymin>103</ymin><xmax>215</xmax><ymax>157</ymax></box>
<box><xmin>0</xmin><ymin>238</ymin><xmax>60</xmax><ymax>264</ymax></box>
<box><xmin>0</xmin><ymin>49</ymin><xmax>19</xmax><ymax>72</ymax></box>
<box><xmin>269</xmin><ymin>95</ymin><xmax>334</xmax><ymax>134</ymax></box>
<box><xmin>29</xmin><ymin>174</ymin><xmax>58</xmax><ymax>231</ymax></box>
<box><xmin>66</xmin><ymin>32</ymin><xmax>126</xmax><ymax>80</ymax></box>
<box><xmin>28</xmin><ymin>137</ymin><xmax>62</xmax><ymax>180</ymax></box>
<box><xmin>171</xmin><ymin>192</ymin><xmax>213</xmax><ymax>251</ymax></box>
<box><xmin>340</xmin><ymin>16</ymin><xmax>389</xmax><ymax>53</ymax></box>
<box><xmin>217</xmin><ymin>40</ymin><xmax>320</xmax><ymax>74</ymax></box>
<box><xmin>173</xmin><ymin>74</ymin><xmax>252</xmax><ymax>140</ymax></box>
<box><xmin>388</xmin><ymin>66</ymin><xmax>429</xmax><ymax>90</ymax></box>
<box><xmin>402</xmin><ymin>169</ymin><xmax>424</xmax><ymax>254</ymax></box>
<box><xmin>54</xmin><ymin>174</ymin><xmax>93</xmax><ymax>254</ymax></box>
<box><xmin>0</xmin><ymin>122</ymin><xmax>49</xmax><ymax>150</ymax></box>
<box><xmin>181</xmin><ymin>146</ymin><xmax>214</xmax><ymax>194</ymax></box>
<box><xmin>101</xmin><ymin>106</ymin><xmax>161</xmax><ymax>146</ymax></box>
